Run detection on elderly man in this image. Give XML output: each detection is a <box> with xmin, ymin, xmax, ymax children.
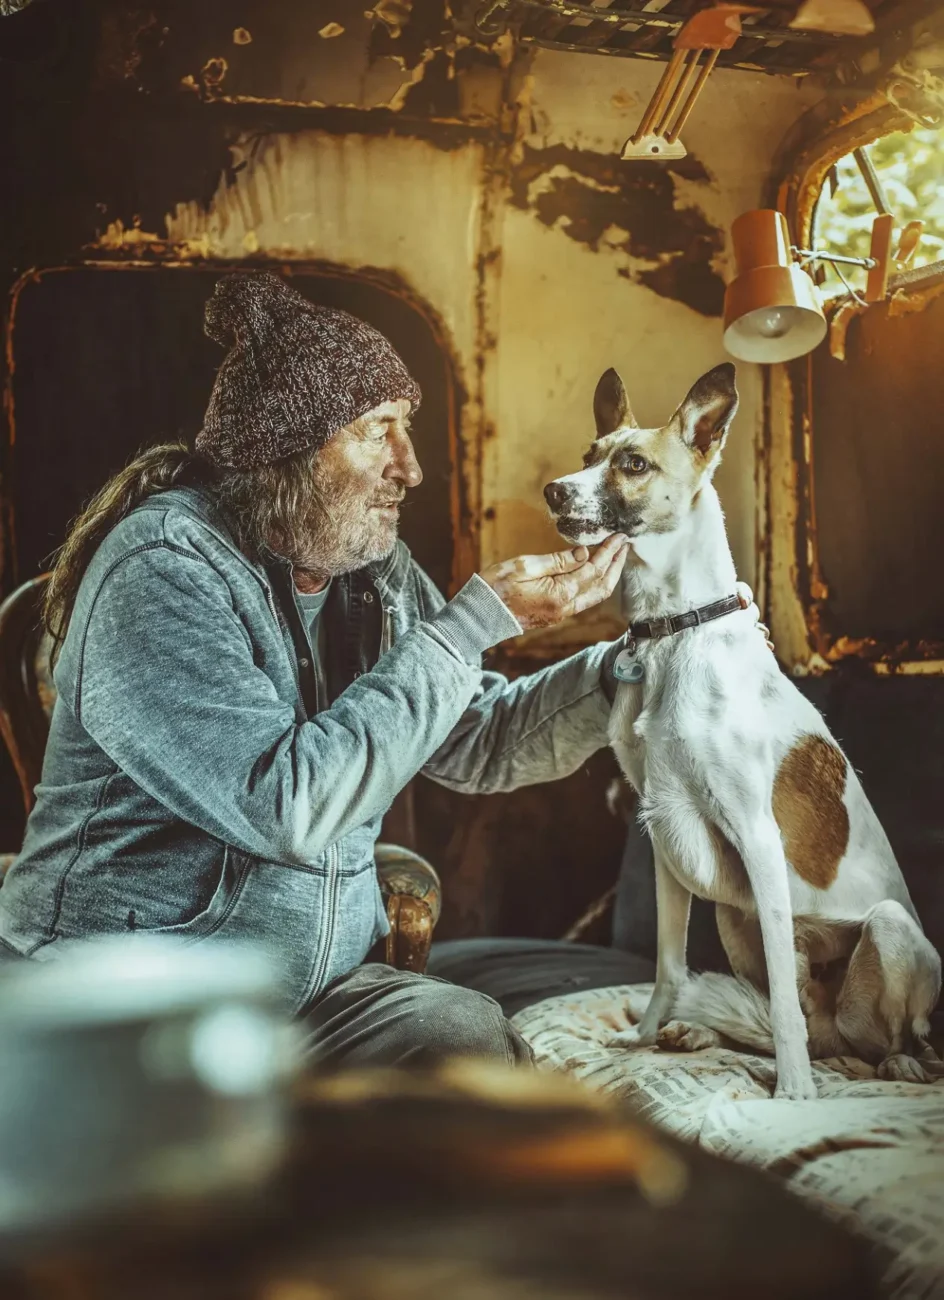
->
<box><xmin>0</xmin><ymin>271</ymin><xmax>656</xmax><ymax>1063</ymax></box>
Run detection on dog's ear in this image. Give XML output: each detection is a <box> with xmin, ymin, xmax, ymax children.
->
<box><xmin>594</xmin><ymin>368</ymin><xmax>637</xmax><ymax>439</ymax></box>
<box><xmin>673</xmin><ymin>363</ymin><xmax>738</xmax><ymax>456</ymax></box>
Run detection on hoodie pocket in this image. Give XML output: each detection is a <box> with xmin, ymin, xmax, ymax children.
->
<box><xmin>132</xmin><ymin>845</ymin><xmax>251</xmax><ymax>941</ymax></box>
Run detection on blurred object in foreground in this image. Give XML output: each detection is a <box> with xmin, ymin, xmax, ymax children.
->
<box><xmin>270</xmin><ymin>1061</ymin><xmax>877</xmax><ymax>1300</ymax></box>
<box><xmin>5</xmin><ymin>1054</ymin><xmax>876</xmax><ymax>1300</ymax></box>
<box><xmin>0</xmin><ymin>936</ymin><xmax>299</xmax><ymax>1253</ymax></box>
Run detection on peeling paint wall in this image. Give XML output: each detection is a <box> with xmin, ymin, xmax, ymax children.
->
<box><xmin>85</xmin><ymin>38</ymin><xmax>816</xmax><ymax>639</ymax></box>
<box><xmin>484</xmin><ymin>54</ymin><xmax>818</xmax><ymax>650</ymax></box>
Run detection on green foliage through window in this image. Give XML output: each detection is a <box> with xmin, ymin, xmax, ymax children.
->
<box><xmin>812</xmin><ymin>125</ymin><xmax>944</xmax><ymax>295</ymax></box>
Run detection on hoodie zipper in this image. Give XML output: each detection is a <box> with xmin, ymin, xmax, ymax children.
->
<box><xmin>310</xmin><ymin>840</ymin><xmax>341</xmax><ymax>997</ymax></box>
<box><xmin>381</xmin><ymin>604</ymin><xmax>395</xmax><ymax>656</ymax></box>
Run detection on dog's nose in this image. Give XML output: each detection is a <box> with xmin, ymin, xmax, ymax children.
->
<box><xmin>544</xmin><ymin>480</ymin><xmax>571</xmax><ymax>513</ymax></box>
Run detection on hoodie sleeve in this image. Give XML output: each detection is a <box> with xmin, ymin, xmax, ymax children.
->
<box><xmin>73</xmin><ymin>541</ymin><xmax>521</xmax><ymax>865</ymax></box>
<box><xmin>409</xmin><ymin>563</ymin><xmax>622</xmax><ymax>793</ymax></box>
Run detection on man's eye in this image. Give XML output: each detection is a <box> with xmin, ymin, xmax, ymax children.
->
<box><xmin>627</xmin><ymin>455</ymin><xmax>648</xmax><ymax>475</ymax></box>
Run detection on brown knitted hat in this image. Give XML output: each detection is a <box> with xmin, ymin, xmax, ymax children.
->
<box><xmin>196</xmin><ymin>272</ymin><xmax>422</xmax><ymax>470</ymax></box>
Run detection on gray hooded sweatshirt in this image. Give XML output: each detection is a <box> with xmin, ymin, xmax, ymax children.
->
<box><xmin>0</xmin><ymin>486</ymin><xmax>620</xmax><ymax>1012</ymax></box>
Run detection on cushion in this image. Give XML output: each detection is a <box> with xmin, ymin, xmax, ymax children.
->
<box><xmin>513</xmin><ymin>983</ymin><xmax>944</xmax><ymax>1299</ymax></box>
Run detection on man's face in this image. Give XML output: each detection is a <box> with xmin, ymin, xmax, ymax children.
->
<box><xmin>300</xmin><ymin>398</ymin><xmax>423</xmax><ymax>576</ymax></box>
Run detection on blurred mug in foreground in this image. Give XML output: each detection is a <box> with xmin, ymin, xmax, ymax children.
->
<box><xmin>0</xmin><ymin>936</ymin><xmax>300</xmax><ymax>1256</ymax></box>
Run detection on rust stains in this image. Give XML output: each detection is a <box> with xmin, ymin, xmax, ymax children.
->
<box><xmin>773</xmin><ymin>735</ymin><xmax>849</xmax><ymax>889</ymax></box>
<box><xmin>200</xmin><ymin>54</ymin><xmax>228</xmax><ymax>98</ymax></box>
<box><xmin>827</xmin><ymin>297</ymin><xmax>867</xmax><ymax>361</ymax></box>
<box><xmin>94</xmin><ymin>8</ymin><xmax>165</xmax><ymax>85</ymax></box>
<box><xmin>508</xmin><ymin>143</ymin><xmax>725</xmax><ymax>317</ymax></box>
<box><xmin>369</xmin><ymin>1</ymin><xmax>415</xmax><ymax>40</ymax></box>
<box><xmin>369</xmin><ymin>0</ymin><xmax>447</xmax><ymax>72</ymax></box>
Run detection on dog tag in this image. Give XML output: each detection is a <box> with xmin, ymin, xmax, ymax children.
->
<box><xmin>613</xmin><ymin>648</ymin><xmax>645</xmax><ymax>684</ymax></box>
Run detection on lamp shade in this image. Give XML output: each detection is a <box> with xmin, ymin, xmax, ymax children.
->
<box><xmin>723</xmin><ymin>210</ymin><xmax>827</xmax><ymax>363</ymax></box>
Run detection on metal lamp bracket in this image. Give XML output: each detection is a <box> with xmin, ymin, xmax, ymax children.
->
<box><xmin>621</xmin><ymin>4</ymin><xmax>755</xmax><ymax>161</ymax></box>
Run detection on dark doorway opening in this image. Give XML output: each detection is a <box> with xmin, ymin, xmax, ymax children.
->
<box><xmin>1</xmin><ymin>263</ymin><xmax>456</xmax><ymax>849</ymax></box>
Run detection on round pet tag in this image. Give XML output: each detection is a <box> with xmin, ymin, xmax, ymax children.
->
<box><xmin>613</xmin><ymin>648</ymin><xmax>645</xmax><ymax>684</ymax></box>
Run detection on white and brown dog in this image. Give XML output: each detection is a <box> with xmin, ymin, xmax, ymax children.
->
<box><xmin>544</xmin><ymin>362</ymin><xmax>942</xmax><ymax>1099</ymax></box>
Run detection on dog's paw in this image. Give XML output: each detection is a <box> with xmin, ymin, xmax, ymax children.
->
<box><xmin>773</xmin><ymin>1068</ymin><xmax>818</xmax><ymax>1101</ymax></box>
<box><xmin>608</xmin><ymin>1026</ymin><xmax>642</xmax><ymax>1049</ymax></box>
<box><xmin>608</xmin><ymin>1025</ymin><xmax>657</xmax><ymax>1050</ymax></box>
<box><xmin>878</xmin><ymin>1053</ymin><xmax>935</xmax><ymax>1085</ymax></box>
<box><xmin>657</xmin><ymin>1020</ymin><xmax>722</xmax><ymax>1053</ymax></box>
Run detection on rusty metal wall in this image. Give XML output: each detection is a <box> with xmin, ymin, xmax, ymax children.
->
<box><xmin>809</xmin><ymin>282</ymin><xmax>944</xmax><ymax>656</ymax></box>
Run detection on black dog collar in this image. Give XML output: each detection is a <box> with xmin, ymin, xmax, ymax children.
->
<box><xmin>628</xmin><ymin>594</ymin><xmax>742</xmax><ymax>641</ymax></box>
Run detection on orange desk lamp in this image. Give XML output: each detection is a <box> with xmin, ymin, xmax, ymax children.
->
<box><xmin>723</xmin><ymin>199</ymin><xmax>922</xmax><ymax>363</ymax></box>
<box><xmin>723</xmin><ymin>211</ymin><xmax>827</xmax><ymax>363</ymax></box>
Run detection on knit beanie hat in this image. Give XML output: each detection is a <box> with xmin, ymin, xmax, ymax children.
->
<box><xmin>196</xmin><ymin>271</ymin><xmax>422</xmax><ymax>470</ymax></box>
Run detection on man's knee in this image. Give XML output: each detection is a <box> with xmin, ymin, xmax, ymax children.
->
<box><xmin>302</xmin><ymin>964</ymin><xmax>532</xmax><ymax>1069</ymax></box>
<box><xmin>411</xmin><ymin>978</ymin><xmax>532</xmax><ymax>1066</ymax></box>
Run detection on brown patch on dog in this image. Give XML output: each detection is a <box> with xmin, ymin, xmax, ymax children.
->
<box><xmin>773</xmin><ymin>735</ymin><xmax>849</xmax><ymax>889</ymax></box>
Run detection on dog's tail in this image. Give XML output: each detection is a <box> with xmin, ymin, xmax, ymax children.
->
<box><xmin>673</xmin><ymin>972</ymin><xmax>774</xmax><ymax>1054</ymax></box>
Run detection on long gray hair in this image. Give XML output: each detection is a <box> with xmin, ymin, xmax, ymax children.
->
<box><xmin>44</xmin><ymin>441</ymin><xmax>323</xmax><ymax>662</ymax></box>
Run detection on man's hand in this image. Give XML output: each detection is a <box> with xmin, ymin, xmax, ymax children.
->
<box><xmin>481</xmin><ymin>534</ymin><xmax>630</xmax><ymax>631</ymax></box>
<box><xmin>736</xmin><ymin>581</ymin><xmax>775</xmax><ymax>652</ymax></box>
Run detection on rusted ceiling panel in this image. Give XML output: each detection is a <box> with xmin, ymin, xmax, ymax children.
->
<box><xmin>468</xmin><ymin>0</ymin><xmax>868</xmax><ymax>74</ymax></box>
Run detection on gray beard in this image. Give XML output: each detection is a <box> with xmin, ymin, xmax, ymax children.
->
<box><xmin>287</xmin><ymin>469</ymin><xmax>401</xmax><ymax>580</ymax></box>
<box><xmin>213</xmin><ymin>450</ymin><xmax>402</xmax><ymax>583</ymax></box>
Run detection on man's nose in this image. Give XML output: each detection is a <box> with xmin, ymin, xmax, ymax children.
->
<box><xmin>388</xmin><ymin>432</ymin><xmax>423</xmax><ymax>489</ymax></box>
<box><xmin>544</xmin><ymin>480</ymin><xmax>572</xmax><ymax>513</ymax></box>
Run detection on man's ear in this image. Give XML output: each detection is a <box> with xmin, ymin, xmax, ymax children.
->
<box><xmin>674</xmin><ymin>363</ymin><xmax>739</xmax><ymax>455</ymax></box>
<box><xmin>593</xmin><ymin>368</ymin><xmax>638</xmax><ymax>439</ymax></box>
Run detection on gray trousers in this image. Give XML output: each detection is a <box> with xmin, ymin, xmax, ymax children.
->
<box><xmin>300</xmin><ymin>962</ymin><xmax>533</xmax><ymax>1068</ymax></box>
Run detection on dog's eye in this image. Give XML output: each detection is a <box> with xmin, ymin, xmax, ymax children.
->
<box><xmin>627</xmin><ymin>455</ymin><xmax>648</xmax><ymax>475</ymax></box>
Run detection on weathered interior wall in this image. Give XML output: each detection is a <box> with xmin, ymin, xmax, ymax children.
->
<box><xmin>105</xmin><ymin>43</ymin><xmax>818</xmax><ymax>650</ymax></box>
<box><xmin>487</xmin><ymin>53</ymin><xmax>818</xmax><ymax>652</ymax></box>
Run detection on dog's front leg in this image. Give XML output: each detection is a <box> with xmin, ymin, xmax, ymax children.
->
<box><xmin>612</xmin><ymin>848</ymin><xmax>691</xmax><ymax>1048</ymax></box>
<box><xmin>734</xmin><ymin>819</ymin><xmax>816</xmax><ymax>1100</ymax></box>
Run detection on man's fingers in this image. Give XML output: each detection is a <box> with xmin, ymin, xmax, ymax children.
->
<box><xmin>487</xmin><ymin>535</ymin><xmax>624</xmax><ymax>584</ymax></box>
<box><xmin>569</xmin><ymin>543</ymin><xmax>629</xmax><ymax>616</ymax></box>
<box><xmin>735</xmin><ymin>581</ymin><xmax>754</xmax><ymax>609</ymax></box>
<box><xmin>480</xmin><ymin>533</ymin><xmax>630</xmax><ymax>630</ymax></box>
<box><xmin>507</xmin><ymin>545</ymin><xmax>592</xmax><ymax>580</ymax></box>
<box><xmin>587</xmin><ymin>533</ymin><xmax>630</xmax><ymax>573</ymax></box>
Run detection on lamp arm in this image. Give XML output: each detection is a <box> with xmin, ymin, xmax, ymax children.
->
<box><xmin>791</xmin><ymin>247</ymin><xmax>878</xmax><ymax>270</ymax></box>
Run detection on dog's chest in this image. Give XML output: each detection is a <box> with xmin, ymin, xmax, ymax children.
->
<box><xmin>606</xmin><ymin>643</ymin><xmax>683</xmax><ymax>789</ymax></box>
<box><xmin>607</xmin><ymin>639</ymin><xmax>740</xmax><ymax>792</ymax></box>
<box><xmin>608</xmin><ymin>681</ymin><xmax>646</xmax><ymax>789</ymax></box>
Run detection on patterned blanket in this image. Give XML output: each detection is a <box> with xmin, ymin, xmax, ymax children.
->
<box><xmin>513</xmin><ymin>983</ymin><xmax>944</xmax><ymax>1299</ymax></box>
